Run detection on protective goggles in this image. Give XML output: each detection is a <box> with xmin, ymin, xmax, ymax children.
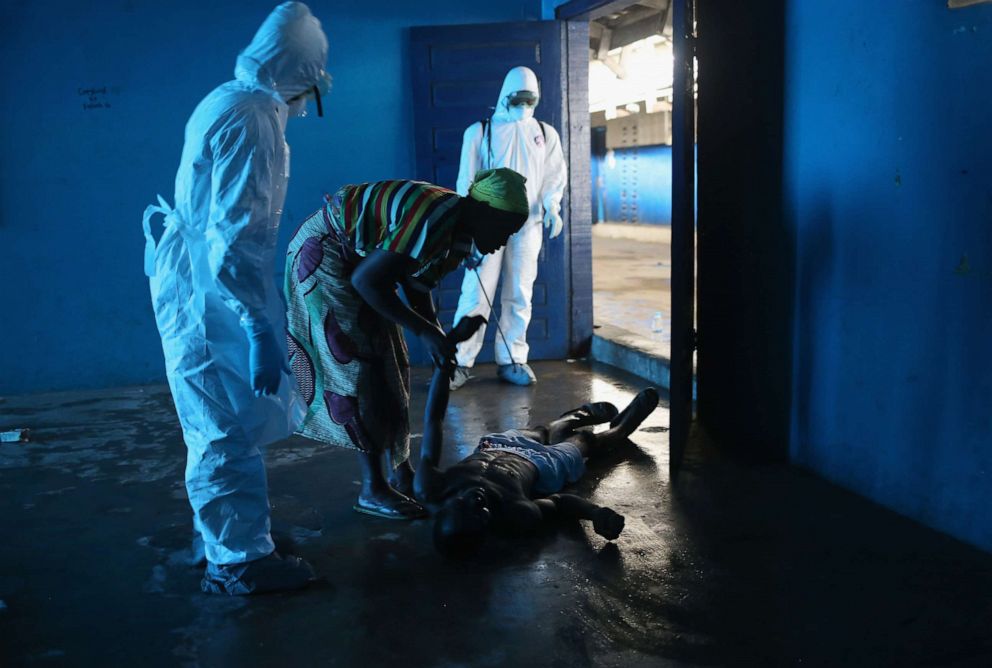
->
<box><xmin>507</xmin><ymin>91</ymin><xmax>538</xmax><ymax>107</ymax></box>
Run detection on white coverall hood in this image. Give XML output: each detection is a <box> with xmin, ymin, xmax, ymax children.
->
<box><xmin>492</xmin><ymin>66</ymin><xmax>539</xmax><ymax>123</ymax></box>
<box><xmin>450</xmin><ymin>66</ymin><xmax>568</xmax><ymax>369</ymax></box>
<box><xmin>141</xmin><ymin>1</ymin><xmax>322</xmax><ymax>569</ymax></box>
<box><xmin>235</xmin><ymin>2</ymin><xmax>329</xmax><ymax>104</ymax></box>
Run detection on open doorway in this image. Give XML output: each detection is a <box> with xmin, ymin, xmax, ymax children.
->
<box><xmin>556</xmin><ymin>0</ymin><xmax>696</xmax><ymax>475</ymax></box>
<box><xmin>588</xmin><ymin>2</ymin><xmax>675</xmax><ymax>356</ymax></box>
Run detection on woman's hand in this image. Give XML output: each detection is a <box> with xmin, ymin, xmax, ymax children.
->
<box><xmin>418</xmin><ymin>324</ymin><xmax>456</xmax><ymax>370</ymax></box>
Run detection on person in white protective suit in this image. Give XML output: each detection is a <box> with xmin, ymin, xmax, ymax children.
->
<box><xmin>449</xmin><ymin>66</ymin><xmax>568</xmax><ymax>389</ymax></box>
<box><xmin>141</xmin><ymin>2</ymin><xmax>329</xmax><ymax>596</ymax></box>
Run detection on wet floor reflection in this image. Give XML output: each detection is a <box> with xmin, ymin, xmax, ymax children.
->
<box><xmin>5</xmin><ymin>361</ymin><xmax>987</xmax><ymax>665</ymax></box>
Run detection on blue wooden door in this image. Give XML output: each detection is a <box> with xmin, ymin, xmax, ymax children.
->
<box><xmin>408</xmin><ymin>21</ymin><xmax>569</xmax><ymax>365</ymax></box>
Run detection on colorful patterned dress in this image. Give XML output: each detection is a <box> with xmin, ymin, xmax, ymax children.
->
<box><xmin>284</xmin><ymin>180</ymin><xmax>470</xmax><ymax>463</ymax></box>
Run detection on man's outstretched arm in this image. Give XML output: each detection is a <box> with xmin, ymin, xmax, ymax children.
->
<box><xmin>413</xmin><ymin>363</ymin><xmax>450</xmax><ymax>503</ymax></box>
<box><xmin>414</xmin><ymin>315</ymin><xmax>487</xmax><ymax>503</ymax></box>
<box><xmin>533</xmin><ymin>494</ymin><xmax>626</xmax><ymax>541</ymax></box>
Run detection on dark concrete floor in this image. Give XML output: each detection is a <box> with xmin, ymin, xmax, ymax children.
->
<box><xmin>2</xmin><ymin>361</ymin><xmax>991</xmax><ymax>667</ymax></box>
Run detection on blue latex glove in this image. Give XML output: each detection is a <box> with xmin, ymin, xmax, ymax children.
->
<box><xmin>246</xmin><ymin>324</ymin><xmax>288</xmax><ymax>397</ymax></box>
<box><xmin>543</xmin><ymin>207</ymin><xmax>564</xmax><ymax>239</ymax></box>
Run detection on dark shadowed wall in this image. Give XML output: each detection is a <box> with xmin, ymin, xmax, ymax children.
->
<box><xmin>696</xmin><ymin>0</ymin><xmax>991</xmax><ymax>552</ymax></box>
<box><xmin>784</xmin><ymin>0</ymin><xmax>992</xmax><ymax>551</ymax></box>
<box><xmin>695</xmin><ymin>0</ymin><xmax>793</xmax><ymax>461</ymax></box>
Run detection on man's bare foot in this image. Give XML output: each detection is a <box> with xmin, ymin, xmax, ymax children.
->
<box><xmin>610</xmin><ymin>388</ymin><xmax>660</xmax><ymax>438</ymax></box>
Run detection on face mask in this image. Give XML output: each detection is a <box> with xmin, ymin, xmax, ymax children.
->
<box><xmin>507</xmin><ymin>105</ymin><xmax>534</xmax><ymax>121</ymax></box>
<box><xmin>505</xmin><ymin>91</ymin><xmax>537</xmax><ymax>121</ymax></box>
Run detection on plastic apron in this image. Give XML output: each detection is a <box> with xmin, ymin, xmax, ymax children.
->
<box><xmin>142</xmin><ymin>174</ymin><xmax>305</xmax><ymax>565</ymax></box>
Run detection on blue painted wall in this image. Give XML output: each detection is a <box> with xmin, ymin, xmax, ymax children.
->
<box><xmin>784</xmin><ymin>1</ymin><xmax>992</xmax><ymax>551</ymax></box>
<box><xmin>592</xmin><ymin>145</ymin><xmax>673</xmax><ymax>225</ymax></box>
<box><xmin>0</xmin><ymin>0</ymin><xmax>539</xmax><ymax>395</ymax></box>
<box><xmin>542</xmin><ymin>1</ymin><xmax>567</xmax><ymax>20</ymax></box>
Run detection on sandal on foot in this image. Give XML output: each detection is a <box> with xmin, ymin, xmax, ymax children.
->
<box><xmin>353</xmin><ymin>495</ymin><xmax>427</xmax><ymax>521</ymax></box>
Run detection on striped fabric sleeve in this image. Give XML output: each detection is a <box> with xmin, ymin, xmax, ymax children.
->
<box><xmin>378</xmin><ymin>181</ymin><xmax>460</xmax><ymax>265</ymax></box>
<box><xmin>332</xmin><ymin>180</ymin><xmax>461</xmax><ymax>270</ymax></box>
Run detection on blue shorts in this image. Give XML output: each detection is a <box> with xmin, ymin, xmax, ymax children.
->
<box><xmin>476</xmin><ymin>430</ymin><xmax>586</xmax><ymax>495</ymax></box>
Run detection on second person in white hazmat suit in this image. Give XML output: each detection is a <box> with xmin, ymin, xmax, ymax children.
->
<box><xmin>449</xmin><ymin>66</ymin><xmax>568</xmax><ymax>389</ymax></box>
<box><xmin>141</xmin><ymin>2</ymin><xmax>329</xmax><ymax>595</ymax></box>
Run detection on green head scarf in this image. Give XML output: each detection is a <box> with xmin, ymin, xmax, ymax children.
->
<box><xmin>468</xmin><ymin>168</ymin><xmax>529</xmax><ymax>215</ymax></box>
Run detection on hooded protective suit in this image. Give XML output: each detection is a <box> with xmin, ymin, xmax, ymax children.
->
<box><xmin>451</xmin><ymin>66</ymin><xmax>568</xmax><ymax>370</ymax></box>
<box><xmin>142</xmin><ymin>2</ymin><xmax>327</xmax><ymax>566</ymax></box>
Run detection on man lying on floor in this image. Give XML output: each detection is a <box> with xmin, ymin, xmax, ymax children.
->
<box><xmin>414</xmin><ymin>316</ymin><xmax>660</xmax><ymax>557</ymax></box>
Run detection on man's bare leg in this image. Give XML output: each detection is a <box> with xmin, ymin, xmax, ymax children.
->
<box><xmin>511</xmin><ymin>402</ymin><xmax>616</xmax><ymax>451</ymax></box>
<box><xmin>513</xmin><ymin>426</ymin><xmax>550</xmax><ymax>444</ymax></box>
<box><xmin>513</xmin><ymin>390</ymin><xmax>657</xmax><ymax>460</ymax></box>
<box><xmin>546</xmin><ymin>402</ymin><xmax>620</xmax><ymax>443</ymax></box>
<box><xmin>564</xmin><ymin>388</ymin><xmax>660</xmax><ymax>458</ymax></box>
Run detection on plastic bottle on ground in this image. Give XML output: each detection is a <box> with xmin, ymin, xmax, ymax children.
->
<box><xmin>650</xmin><ymin>311</ymin><xmax>664</xmax><ymax>332</ymax></box>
